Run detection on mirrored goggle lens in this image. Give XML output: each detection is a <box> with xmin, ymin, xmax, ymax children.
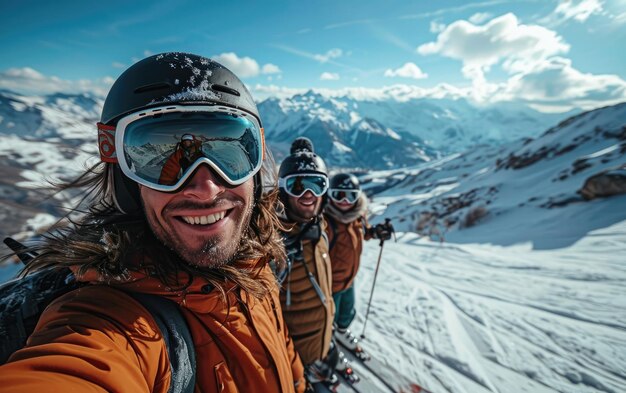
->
<box><xmin>329</xmin><ymin>189</ymin><xmax>360</xmax><ymax>203</ymax></box>
<box><xmin>283</xmin><ymin>175</ymin><xmax>328</xmax><ymax>197</ymax></box>
<box><xmin>120</xmin><ymin>111</ymin><xmax>262</xmax><ymax>190</ymax></box>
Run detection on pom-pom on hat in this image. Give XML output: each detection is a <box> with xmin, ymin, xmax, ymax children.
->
<box><xmin>290</xmin><ymin>137</ymin><xmax>314</xmax><ymax>154</ymax></box>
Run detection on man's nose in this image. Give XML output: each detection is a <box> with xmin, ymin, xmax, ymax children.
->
<box><xmin>301</xmin><ymin>190</ymin><xmax>316</xmax><ymax>199</ymax></box>
<box><xmin>181</xmin><ymin>165</ymin><xmax>226</xmax><ymax>200</ymax></box>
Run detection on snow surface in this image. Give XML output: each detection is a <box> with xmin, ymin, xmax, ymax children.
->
<box><xmin>348</xmin><ymin>222</ymin><xmax>626</xmax><ymax>393</ymax></box>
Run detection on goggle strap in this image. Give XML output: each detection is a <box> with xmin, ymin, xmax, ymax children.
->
<box><xmin>97</xmin><ymin>122</ymin><xmax>118</xmax><ymax>163</ymax></box>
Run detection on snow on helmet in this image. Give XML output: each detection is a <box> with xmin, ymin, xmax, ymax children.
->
<box><xmin>100</xmin><ymin>52</ymin><xmax>263</xmax><ymax>213</ymax></box>
<box><xmin>330</xmin><ymin>173</ymin><xmax>360</xmax><ymax>190</ymax></box>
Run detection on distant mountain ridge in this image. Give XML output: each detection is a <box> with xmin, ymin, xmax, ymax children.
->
<box><xmin>258</xmin><ymin>90</ymin><xmax>574</xmax><ymax>168</ymax></box>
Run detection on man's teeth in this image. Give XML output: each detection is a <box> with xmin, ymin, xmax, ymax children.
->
<box><xmin>181</xmin><ymin>211</ymin><xmax>226</xmax><ymax>225</ymax></box>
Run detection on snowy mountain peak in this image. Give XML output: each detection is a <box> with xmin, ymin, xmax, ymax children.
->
<box><xmin>259</xmin><ymin>93</ymin><xmax>574</xmax><ymax>167</ymax></box>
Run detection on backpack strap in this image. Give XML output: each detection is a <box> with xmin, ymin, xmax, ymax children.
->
<box><xmin>128</xmin><ymin>292</ymin><xmax>196</xmax><ymax>393</ymax></box>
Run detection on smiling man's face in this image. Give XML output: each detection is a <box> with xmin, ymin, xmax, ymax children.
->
<box><xmin>140</xmin><ymin>165</ymin><xmax>254</xmax><ymax>268</ymax></box>
<box><xmin>286</xmin><ymin>190</ymin><xmax>323</xmax><ymax>222</ymax></box>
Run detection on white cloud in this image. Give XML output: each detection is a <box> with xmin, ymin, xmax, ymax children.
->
<box><xmin>416</xmin><ymin>12</ymin><xmax>626</xmax><ymax>111</ymax></box>
<box><xmin>320</xmin><ymin>72</ymin><xmax>340</xmax><ymax>81</ymax></box>
<box><xmin>251</xmin><ymin>84</ymin><xmax>307</xmax><ymax>100</ymax></box>
<box><xmin>538</xmin><ymin>0</ymin><xmax>605</xmax><ymax>27</ymax></box>
<box><xmin>112</xmin><ymin>62</ymin><xmax>126</xmax><ymax>69</ymax></box>
<box><xmin>418</xmin><ymin>13</ymin><xmax>570</xmax><ymax>80</ymax></box>
<box><xmin>613</xmin><ymin>11</ymin><xmax>626</xmax><ymax>25</ymax></box>
<box><xmin>4</xmin><ymin>67</ymin><xmax>46</xmax><ymax>80</ymax></box>
<box><xmin>0</xmin><ymin>67</ymin><xmax>113</xmax><ymax>97</ymax></box>
<box><xmin>314</xmin><ymin>48</ymin><xmax>343</xmax><ymax>63</ymax></box>
<box><xmin>250</xmin><ymin>83</ymin><xmax>471</xmax><ymax>102</ymax></box>
<box><xmin>262</xmin><ymin>63</ymin><xmax>281</xmax><ymax>74</ymax></box>
<box><xmin>253</xmin><ymin>75</ymin><xmax>626</xmax><ymax>111</ymax></box>
<box><xmin>497</xmin><ymin>57</ymin><xmax>626</xmax><ymax>110</ymax></box>
<box><xmin>212</xmin><ymin>52</ymin><xmax>260</xmax><ymax>78</ymax></box>
<box><xmin>384</xmin><ymin>63</ymin><xmax>428</xmax><ymax>80</ymax></box>
<box><xmin>553</xmin><ymin>0</ymin><xmax>604</xmax><ymax>22</ymax></box>
<box><xmin>430</xmin><ymin>21</ymin><xmax>446</xmax><ymax>33</ymax></box>
<box><xmin>211</xmin><ymin>53</ymin><xmax>281</xmax><ymax>78</ymax></box>
<box><xmin>469</xmin><ymin>12</ymin><xmax>493</xmax><ymax>24</ymax></box>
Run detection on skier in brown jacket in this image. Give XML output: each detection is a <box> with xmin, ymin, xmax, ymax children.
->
<box><xmin>276</xmin><ymin>138</ymin><xmax>338</xmax><ymax>385</ymax></box>
<box><xmin>324</xmin><ymin>173</ymin><xmax>392</xmax><ymax>356</ymax></box>
<box><xmin>0</xmin><ymin>53</ymin><xmax>306</xmax><ymax>393</ymax></box>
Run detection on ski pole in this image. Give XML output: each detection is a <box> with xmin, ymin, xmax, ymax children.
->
<box><xmin>360</xmin><ymin>237</ymin><xmax>386</xmax><ymax>340</ymax></box>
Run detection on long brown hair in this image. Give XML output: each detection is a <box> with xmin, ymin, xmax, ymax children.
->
<box><xmin>18</xmin><ymin>152</ymin><xmax>287</xmax><ymax>300</ymax></box>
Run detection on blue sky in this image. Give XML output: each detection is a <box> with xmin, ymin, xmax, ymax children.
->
<box><xmin>1</xmin><ymin>0</ymin><xmax>625</xmax><ymax>112</ymax></box>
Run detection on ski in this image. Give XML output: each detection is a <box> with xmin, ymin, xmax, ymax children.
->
<box><xmin>336</xmin><ymin>340</ymin><xmax>431</xmax><ymax>393</ymax></box>
<box><xmin>311</xmin><ymin>374</ymin><xmax>358</xmax><ymax>393</ymax></box>
<box><xmin>335</xmin><ymin>372</ymin><xmax>368</xmax><ymax>393</ymax></box>
<box><xmin>334</xmin><ymin>329</ymin><xmax>371</xmax><ymax>362</ymax></box>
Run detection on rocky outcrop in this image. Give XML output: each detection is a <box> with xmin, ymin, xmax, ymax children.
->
<box><xmin>578</xmin><ymin>166</ymin><xmax>626</xmax><ymax>200</ymax></box>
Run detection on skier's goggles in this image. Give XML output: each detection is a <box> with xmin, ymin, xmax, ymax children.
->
<box><xmin>98</xmin><ymin>105</ymin><xmax>264</xmax><ymax>192</ymax></box>
<box><xmin>328</xmin><ymin>189</ymin><xmax>361</xmax><ymax>204</ymax></box>
<box><xmin>279</xmin><ymin>174</ymin><xmax>329</xmax><ymax>198</ymax></box>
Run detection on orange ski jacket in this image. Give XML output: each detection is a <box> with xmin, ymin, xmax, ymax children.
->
<box><xmin>0</xmin><ymin>260</ymin><xmax>305</xmax><ymax>393</ymax></box>
<box><xmin>324</xmin><ymin>195</ymin><xmax>373</xmax><ymax>294</ymax></box>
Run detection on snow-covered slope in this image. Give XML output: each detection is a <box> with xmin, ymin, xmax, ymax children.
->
<box><xmin>259</xmin><ymin>91</ymin><xmax>572</xmax><ymax>167</ymax></box>
<box><xmin>361</xmin><ymin>102</ymin><xmax>626</xmax><ymax>250</ymax></box>
<box><xmin>349</xmin><ymin>223</ymin><xmax>626</xmax><ymax>393</ymax></box>
<box><xmin>0</xmin><ymin>90</ymin><xmax>101</xmax><ymax>241</ymax></box>
<box><xmin>0</xmin><ymin>89</ymin><xmax>102</xmax><ymax>141</ymax></box>
<box><xmin>344</xmin><ymin>103</ymin><xmax>626</xmax><ymax>392</ymax></box>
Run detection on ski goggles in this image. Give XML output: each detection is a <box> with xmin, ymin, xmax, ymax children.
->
<box><xmin>328</xmin><ymin>189</ymin><xmax>361</xmax><ymax>204</ymax></box>
<box><xmin>279</xmin><ymin>174</ymin><xmax>329</xmax><ymax>198</ymax></box>
<box><xmin>98</xmin><ymin>105</ymin><xmax>264</xmax><ymax>192</ymax></box>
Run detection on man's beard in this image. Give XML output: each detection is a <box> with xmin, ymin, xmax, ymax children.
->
<box><xmin>286</xmin><ymin>199</ymin><xmax>321</xmax><ymax>223</ymax></box>
<box><xmin>145</xmin><ymin>199</ymin><xmax>254</xmax><ymax>269</ymax></box>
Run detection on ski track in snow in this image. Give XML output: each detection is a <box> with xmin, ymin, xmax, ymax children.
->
<box><xmin>350</xmin><ymin>224</ymin><xmax>626</xmax><ymax>393</ymax></box>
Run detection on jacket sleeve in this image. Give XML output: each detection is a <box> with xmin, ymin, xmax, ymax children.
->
<box><xmin>362</xmin><ymin>215</ymin><xmax>375</xmax><ymax>240</ymax></box>
<box><xmin>0</xmin><ymin>286</ymin><xmax>170</xmax><ymax>393</ymax></box>
<box><xmin>285</xmin><ymin>321</ymin><xmax>306</xmax><ymax>393</ymax></box>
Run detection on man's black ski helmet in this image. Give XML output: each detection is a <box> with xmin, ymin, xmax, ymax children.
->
<box><xmin>279</xmin><ymin>137</ymin><xmax>327</xmax><ymax>178</ymax></box>
<box><xmin>278</xmin><ymin>151</ymin><xmax>328</xmax><ymax>179</ymax></box>
<box><xmin>278</xmin><ymin>139</ymin><xmax>328</xmax><ymax>210</ymax></box>
<box><xmin>99</xmin><ymin>52</ymin><xmax>263</xmax><ymax>214</ymax></box>
<box><xmin>330</xmin><ymin>173</ymin><xmax>360</xmax><ymax>190</ymax></box>
<box><xmin>101</xmin><ymin>52</ymin><xmax>261</xmax><ymax>126</ymax></box>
